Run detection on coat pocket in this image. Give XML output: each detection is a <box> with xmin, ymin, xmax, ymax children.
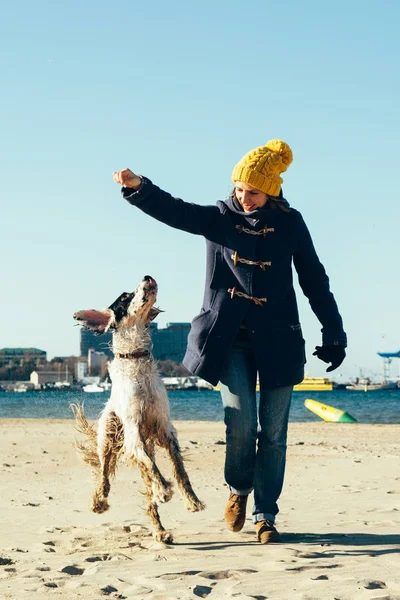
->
<box><xmin>187</xmin><ymin>309</ymin><xmax>219</xmax><ymax>356</ymax></box>
<box><xmin>273</xmin><ymin>323</ymin><xmax>306</xmax><ymax>366</ymax></box>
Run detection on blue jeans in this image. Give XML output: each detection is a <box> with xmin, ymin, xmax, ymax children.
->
<box><xmin>219</xmin><ymin>333</ymin><xmax>293</xmax><ymax>524</ymax></box>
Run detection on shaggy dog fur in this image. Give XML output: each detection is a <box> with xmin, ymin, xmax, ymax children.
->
<box><xmin>72</xmin><ymin>275</ymin><xmax>204</xmax><ymax>543</ymax></box>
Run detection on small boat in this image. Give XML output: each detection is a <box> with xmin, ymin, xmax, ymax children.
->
<box><xmin>14</xmin><ymin>384</ymin><xmax>28</xmax><ymax>393</ymax></box>
<box><xmin>162</xmin><ymin>376</ymin><xmax>199</xmax><ymax>390</ymax></box>
<box><xmin>345</xmin><ymin>377</ymin><xmax>398</xmax><ymax>392</ymax></box>
<box><xmin>100</xmin><ymin>381</ymin><xmax>112</xmax><ymax>391</ymax></box>
<box><xmin>82</xmin><ymin>383</ymin><xmax>105</xmax><ymax>393</ymax></box>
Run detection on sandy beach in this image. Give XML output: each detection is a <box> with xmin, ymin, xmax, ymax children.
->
<box><xmin>0</xmin><ymin>418</ymin><xmax>399</xmax><ymax>600</ymax></box>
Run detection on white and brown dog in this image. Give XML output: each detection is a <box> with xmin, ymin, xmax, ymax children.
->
<box><xmin>72</xmin><ymin>275</ymin><xmax>204</xmax><ymax>543</ymax></box>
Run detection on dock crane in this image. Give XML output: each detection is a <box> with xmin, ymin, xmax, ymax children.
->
<box><xmin>376</xmin><ymin>350</ymin><xmax>400</xmax><ymax>382</ymax></box>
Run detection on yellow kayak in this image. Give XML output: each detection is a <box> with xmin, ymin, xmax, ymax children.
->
<box><xmin>304</xmin><ymin>399</ymin><xmax>357</xmax><ymax>422</ymax></box>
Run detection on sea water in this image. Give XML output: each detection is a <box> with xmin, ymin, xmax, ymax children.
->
<box><xmin>0</xmin><ymin>389</ymin><xmax>399</xmax><ymax>423</ymax></box>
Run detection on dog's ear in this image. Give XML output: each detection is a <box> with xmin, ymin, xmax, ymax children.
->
<box><xmin>146</xmin><ymin>307</ymin><xmax>163</xmax><ymax>324</ymax></box>
<box><xmin>73</xmin><ymin>309</ymin><xmax>115</xmax><ymax>334</ymax></box>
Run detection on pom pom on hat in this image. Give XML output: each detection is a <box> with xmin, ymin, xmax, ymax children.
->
<box><xmin>232</xmin><ymin>139</ymin><xmax>293</xmax><ymax>197</ymax></box>
<box><xmin>265</xmin><ymin>139</ymin><xmax>293</xmax><ymax>168</ymax></box>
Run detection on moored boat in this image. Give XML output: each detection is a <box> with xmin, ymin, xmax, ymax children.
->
<box><xmin>293</xmin><ymin>376</ymin><xmax>333</xmax><ymax>392</ymax></box>
<box><xmin>214</xmin><ymin>375</ymin><xmax>333</xmax><ymax>392</ymax></box>
<box><xmin>82</xmin><ymin>383</ymin><xmax>105</xmax><ymax>393</ymax></box>
<box><xmin>345</xmin><ymin>377</ymin><xmax>398</xmax><ymax>391</ymax></box>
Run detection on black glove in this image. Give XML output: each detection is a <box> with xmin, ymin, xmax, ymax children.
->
<box><xmin>313</xmin><ymin>345</ymin><xmax>346</xmax><ymax>372</ymax></box>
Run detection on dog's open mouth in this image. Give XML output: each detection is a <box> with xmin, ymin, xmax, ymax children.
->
<box><xmin>143</xmin><ymin>275</ymin><xmax>157</xmax><ymax>298</ymax></box>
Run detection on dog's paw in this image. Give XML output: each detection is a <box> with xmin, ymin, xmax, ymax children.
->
<box><xmin>90</xmin><ymin>496</ymin><xmax>110</xmax><ymax>514</ymax></box>
<box><xmin>185</xmin><ymin>496</ymin><xmax>206</xmax><ymax>512</ymax></box>
<box><xmin>152</xmin><ymin>481</ymin><xmax>173</xmax><ymax>504</ymax></box>
<box><xmin>155</xmin><ymin>530</ymin><xmax>173</xmax><ymax>544</ymax></box>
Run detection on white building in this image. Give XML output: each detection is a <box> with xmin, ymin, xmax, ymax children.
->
<box><xmin>30</xmin><ymin>370</ymin><xmax>73</xmax><ymax>388</ymax></box>
<box><xmin>75</xmin><ymin>360</ymin><xmax>88</xmax><ymax>381</ymax></box>
<box><xmin>88</xmin><ymin>349</ymin><xmax>108</xmax><ymax>376</ymax></box>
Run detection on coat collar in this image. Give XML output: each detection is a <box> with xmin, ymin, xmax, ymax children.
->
<box><xmin>224</xmin><ymin>192</ymin><xmax>290</xmax><ymax>226</ymax></box>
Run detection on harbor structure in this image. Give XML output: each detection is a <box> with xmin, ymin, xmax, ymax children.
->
<box><xmin>377</xmin><ymin>350</ymin><xmax>400</xmax><ymax>382</ymax></box>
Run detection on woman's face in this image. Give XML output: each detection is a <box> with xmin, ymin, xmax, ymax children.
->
<box><xmin>234</xmin><ymin>181</ymin><xmax>268</xmax><ymax>212</ymax></box>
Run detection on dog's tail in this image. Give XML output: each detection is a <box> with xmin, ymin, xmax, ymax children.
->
<box><xmin>70</xmin><ymin>403</ymin><xmax>101</xmax><ymax>470</ymax></box>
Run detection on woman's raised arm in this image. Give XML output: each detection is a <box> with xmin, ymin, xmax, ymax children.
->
<box><xmin>113</xmin><ymin>169</ymin><xmax>224</xmax><ymax>240</ymax></box>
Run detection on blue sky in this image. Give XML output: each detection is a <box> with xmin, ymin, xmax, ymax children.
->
<box><xmin>1</xmin><ymin>0</ymin><xmax>399</xmax><ymax>381</ymax></box>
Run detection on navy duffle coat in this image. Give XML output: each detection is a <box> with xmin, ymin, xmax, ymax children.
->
<box><xmin>122</xmin><ymin>178</ymin><xmax>347</xmax><ymax>387</ymax></box>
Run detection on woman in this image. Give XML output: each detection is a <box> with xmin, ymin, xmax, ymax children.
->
<box><xmin>113</xmin><ymin>139</ymin><xmax>347</xmax><ymax>544</ymax></box>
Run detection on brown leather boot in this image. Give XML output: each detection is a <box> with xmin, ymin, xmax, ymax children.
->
<box><xmin>255</xmin><ymin>520</ymin><xmax>281</xmax><ymax>544</ymax></box>
<box><xmin>224</xmin><ymin>493</ymin><xmax>248</xmax><ymax>532</ymax></box>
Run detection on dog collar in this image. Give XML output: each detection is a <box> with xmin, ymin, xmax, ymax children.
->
<box><xmin>115</xmin><ymin>350</ymin><xmax>151</xmax><ymax>360</ymax></box>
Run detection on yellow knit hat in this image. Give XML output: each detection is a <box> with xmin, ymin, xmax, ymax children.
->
<box><xmin>232</xmin><ymin>139</ymin><xmax>293</xmax><ymax>197</ymax></box>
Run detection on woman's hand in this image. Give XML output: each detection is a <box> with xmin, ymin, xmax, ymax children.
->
<box><xmin>113</xmin><ymin>168</ymin><xmax>142</xmax><ymax>189</ymax></box>
<box><xmin>313</xmin><ymin>345</ymin><xmax>346</xmax><ymax>372</ymax></box>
